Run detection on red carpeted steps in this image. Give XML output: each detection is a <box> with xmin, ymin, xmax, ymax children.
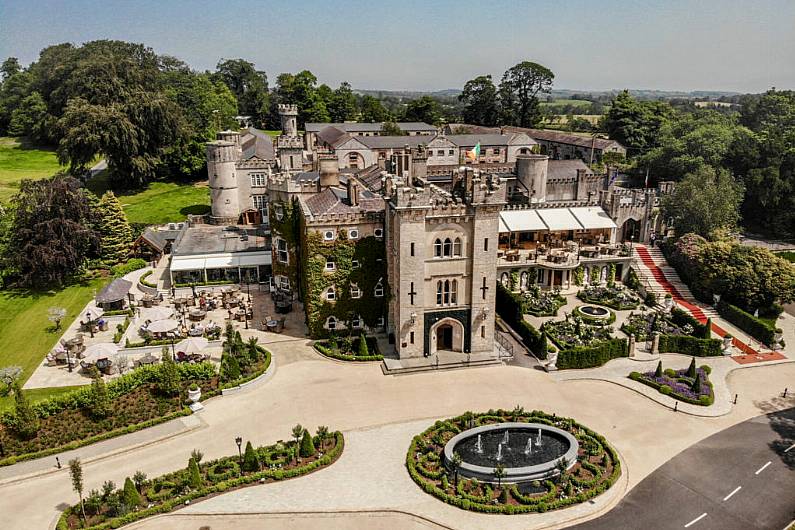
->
<box><xmin>633</xmin><ymin>245</ymin><xmax>775</xmax><ymax>360</ymax></box>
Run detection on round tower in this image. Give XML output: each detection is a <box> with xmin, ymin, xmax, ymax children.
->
<box><xmin>516</xmin><ymin>154</ymin><xmax>549</xmax><ymax>202</ymax></box>
<box><xmin>278</xmin><ymin>104</ymin><xmax>298</xmax><ymax>137</ymax></box>
<box><xmin>206</xmin><ymin>140</ymin><xmax>240</xmax><ymax>221</ymax></box>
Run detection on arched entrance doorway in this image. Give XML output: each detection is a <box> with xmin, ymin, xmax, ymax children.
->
<box><xmin>620</xmin><ymin>218</ymin><xmax>641</xmax><ymax>242</ymax></box>
<box><xmin>430</xmin><ymin>318</ymin><xmax>464</xmax><ymax>354</ymax></box>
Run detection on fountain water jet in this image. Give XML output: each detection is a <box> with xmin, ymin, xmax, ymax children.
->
<box><xmin>503</xmin><ymin>430</ymin><xmax>510</xmax><ymax>445</ymax></box>
<box><xmin>495</xmin><ymin>442</ymin><xmax>503</xmax><ymax>461</ymax></box>
<box><xmin>524</xmin><ymin>438</ymin><xmax>533</xmax><ymax>455</ymax></box>
<box><xmin>536</xmin><ymin>428</ymin><xmax>543</xmax><ymax>446</ymax></box>
<box><xmin>475</xmin><ymin>434</ymin><xmax>483</xmax><ymax>454</ymax></box>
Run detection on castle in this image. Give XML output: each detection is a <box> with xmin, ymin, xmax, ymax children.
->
<box><xmin>173</xmin><ymin>104</ymin><xmax>666</xmax><ymax>361</ymax></box>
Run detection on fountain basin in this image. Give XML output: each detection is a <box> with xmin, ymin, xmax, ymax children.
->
<box><xmin>579</xmin><ymin>305</ymin><xmax>610</xmax><ymax>318</ymax></box>
<box><xmin>444</xmin><ymin>422</ymin><xmax>578</xmax><ymax>484</ymax></box>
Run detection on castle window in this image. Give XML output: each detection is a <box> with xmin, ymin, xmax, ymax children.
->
<box><xmin>326</xmin><ymin>316</ymin><xmax>337</xmax><ymax>330</ymax></box>
<box><xmin>443</xmin><ymin>238</ymin><xmax>452</xmax><ymax>257</ymax></box>
<box><xmin>325</xmin><ymin>259</ymin><xmax>335</xmax><ymax>272</ymax></box>
<box><xmin>276</xmin><ymin>276</ymin><xmax>290</xmax><ymax>290</ymax></box>
<box><xmin>443</xmin><ymin>280</ymin><xmax>450</xmax><ymax>304</ymax></box>
<box><xmin>323</xmin><ymin>230</ymin><xmax>335</xmax><ymax>241</ymax></box>
<box><xmin>436</xmin><ymin>281</ymin><xmax>443</xmax><ymax>305</ymax></box>
<box><xmin>377</xmin><ymin>316</ymin><xmax>384</xmax><ymax>327</ymax></box>
<box><xmin>349</xmin><ymin>228</ymin><xmax>359</xmax><ymax>239</ymax></box>
<box><xmin>410</xmin><ymin>242</ymin><xmax>415</xmax><ymax>256</ymax></box>
<box><xmin>484</xmin><ymin>238</ymin><xmax>489</xmax><ymax>252</ymax></box>
<box><xmin>351</xmin><ymin>260</ymin><xmax>360</xmax><ymax>269</ymax></box>
<box><xmin>434</xmin><ymin>239</ymin><xmax>442</xmax><ymax>257</ymax></box>
<box><xmin>351</xmin><ymin>315</ymin><xmax>362</xmax><ymax>329</ymax></box>
<box><xmin>449</xmin><ymin>149</ymin><xmax>455</xmax><ymax>156</ymax></box>
<box><xmin>453</xmin><ymin>238</ymin><xmax>462</xmax><ymax>257</ymax></box>
<box><xmin>274</xmin><ymin>203</ymin><xmax>284</xmax><ymax>221</ymax></box>
<box><xmin>250</xmin><ymin>173</ymin><xmax>267</xmax><ymax>187</ymax></box>
<box><xmin>374</xmin><ymin>280</ymin><xmax>384</xmax><ymax>298</ymax></box>
<box><xmin>374</xmin><ymin>228</ymin><xmax>383</xmax><ymax>238</ymax></box>
<box><xmin>325</xmin><ymin>287</ymin><xmax>336</xmax><ymax>301</ymax></box>
<box><xmin>451</xmin><ymin>279</ymin><xmax>458</xmax><ymax>305</ymax></box>
<box><xmin>437</xmin><ymin>150</ymin><xmax>445</xmax><ymax>156</ymax></box>
<box><xmin>276</xmin><ymin>238</ymin><xmax>288</xmax><ymax>264</ymax></box>
<box><xmin>410</xmin><ymin>331</ymin><xmax>415</xmax><ymax>344</ymax></box>
<box><xmin>350</xmin><ymin>284</ymin><xmax>361</xmax><ymax>298</ymax></box>
<box><xmin>252</xmin><ymin>195</ymin><xmax>267</xmax><ymax>211</ymax></box>
<box><xmin>493</xmin><ymin>148</ymin><xmax>501</xmax><ymax>155</ymax></box>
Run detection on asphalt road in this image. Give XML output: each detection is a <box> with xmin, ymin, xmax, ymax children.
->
<box><xmin>575</xmin><ymin>407</ymin><xmax>795</xmax><ymax>530</ymax></box>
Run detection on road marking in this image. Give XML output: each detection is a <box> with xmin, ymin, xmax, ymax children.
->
<box><xmin>684</xmin><ymin>513</ymin><xmax>707</xmax><ymax>527</ymax></box>
<box><xmin>723</xmin><ymin>486</ymin><xmax>741</xmax><ymax>501</ymax></box>
<box><xmin>785</xmin><ymin>443</ymin><xmax>795</xmax><ymax>453</ymax></box>
<box><xmin>755</xmin><ymin>461</ymin><xmax>772</xmax><ymax>475</ymax></box>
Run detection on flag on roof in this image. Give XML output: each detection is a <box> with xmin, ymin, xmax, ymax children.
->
<box><xmin>465</xmin><ymin>142</ymin><xmax>481</xmax><ymax>161</ymax></box>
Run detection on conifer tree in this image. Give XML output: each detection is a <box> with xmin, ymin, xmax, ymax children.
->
<box><xmin>188</xmin><ymin>456</ymin><xmax>202</xmax><ymax>488</ymax></box>
<box><xmin>242</xmin><ymin>441</ymin><xmax>259</xmax><ymax>472</ymax></box>
<box><xmin>300</xmin><ymin>429</ymin><xmax>316</xmax><ymax>457</ymax></box>
<box><xmin>89</xmin><ymin>366</ymin><xmax>111</xmax><ymax>418</ymax></box>
<box><xmin>687</xmin><ymin>357</ymin><xmax>696</xmax><ymax>379</ymax></box>
<box><xmin>122</xmin><ymin>476</ymin><xmax>141</xmax><ymax>507</ymax></box>
<box><xmin>358</xmin><ymin>334</ymin><xmax>369</xmax><ymax>357</ymax></box>
<box><xmin>13</xmin><ymin>382</ymin><xmax>39</xmax><ymax>438</ymax></box>
<box><xmin>98</xmin><ymin>191</ymin><xmax>133</xmax><ymax>265</ymax></box>
<box><xmin>158</xmin><ymin>347</ymin><xmax>181</xmax><ymax>396</ymax></box>
<box><xmin>654</xmin><ymin>360</ymin><xmax>662</xmax><ymax>378</ymax></box>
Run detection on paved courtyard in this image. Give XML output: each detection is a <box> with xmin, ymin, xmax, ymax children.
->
<box><xmin>1</xmin><ymin>334</ymin><xmax>793</xmax><ymax>529</ymax></box>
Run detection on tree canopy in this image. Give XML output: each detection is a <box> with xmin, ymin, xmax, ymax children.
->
<box><xmin>459</xmin><ymin>75</ymin><xmax>498</xmax><ymax>127</ymax></box>
<box><xmin>498</xmin><ymin>61</ymin><xmax>554</xmax><ymax>128</ymax></box>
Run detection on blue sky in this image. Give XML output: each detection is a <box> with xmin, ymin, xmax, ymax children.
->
<box><xmin>1</xmin><ymin>0</ymin><xmax>793</xmax><ymax>93</ymax></box>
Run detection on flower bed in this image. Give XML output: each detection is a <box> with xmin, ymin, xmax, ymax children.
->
<box><xmin>577</xmin><ymin>285</ymin><xmax>640</xmax><ymax>311</ymax></box>
<box><xmin>314</xmin><ymin>334</ymin><xmax>383</xmax><ymax>362</ymax></box>
<box><xmin>621</xmin><ymin>309</ymin><xmax>722</xmax><ymax>356</ymax></box>
<box><xmin>543</xmin><ymin>318</ymin><xmax>614</xmax><ymax>350</ymax></box>
<box><xmin>57</xmin><ymin>428</ymin><xmax>344</xmax><ymax>530</ymax></box>
<box><xmin>629</xmin><ymin>362</ymin><xmax>714</xmax><ymax>406</ymax></box>
<box><xmin>406</xmin><ymin>409</ymin><xmax>621</xmax><ymax>514</ymax></box>
<box><xmin>520</xmin><ymin>286</ymin><xmax>567</xmax><ymax>317</ymax></box>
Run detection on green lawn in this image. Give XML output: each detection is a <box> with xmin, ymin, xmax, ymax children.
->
<box><xmin>0</xmin><ymin>277</ymin><xmax>106</xmax><ymax>401</ymax></box>
<box><xmin>86</xmin><ymin>171</ymin><xmax>211</xmax><ymax>225</ymax></box>
<box><xmin>0</xmin><ymin>137</ymin><xmax>66</xmax><ymax>202</ymax></box>
<box><xmin>0</xmin><ymin>385</ymin><xmax>85</xmax><ymax>413</ymax></box>
<box><xmin>540</xmin><ymin>99</ymin><xmax>593</xmax><ymax>108</ymax></box>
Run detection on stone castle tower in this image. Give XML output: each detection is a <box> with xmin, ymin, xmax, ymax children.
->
<box><xmin>206</xmin><ymin>130</ymin><xmax>243</xmax><ymax>223</ymax></box>
<box><xmin>385</xmin><ymin>166</ymin><xmax>506</xmax><ymax>359</ymax></box>
<box><xmin>276</xmin><ymin>104</ymin><xmax>303</xmax><ymax>171</ymax></box>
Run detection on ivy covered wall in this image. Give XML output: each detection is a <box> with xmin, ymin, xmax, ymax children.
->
<box><xmin>269</xmin><ymin>197</ymin><xmax>301</xmax><ymax>293</ymax></box>
<box><xmin>302</xmin><ymin>231</ymin><xmax>388</xmax><ymax>338</ymax></box>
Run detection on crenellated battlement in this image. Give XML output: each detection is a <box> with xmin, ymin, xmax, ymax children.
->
<box><xmin>277</xmin><ymin>104</ymin><xmax>298</xmax><ymax>115</ymax></box>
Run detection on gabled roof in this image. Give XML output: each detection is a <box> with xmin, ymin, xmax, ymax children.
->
<box><xmin>246</xmin><ymin>128</ymin><xmax>276</xmax><ymax>160</ymax></box>
<box><xmin>445</xmin><ymin>134</ymin><xmax>513</xmax><ymax>147</ymax></box>
<box><xmin>138</xmin><ymin>228</ymin><xmax>180</xmax><ymax>252</ymax></box>
<box><xmin>303</xmin><ymin>186</ymin><xmax>384</xmax><ymax>216</ymax></box>
<box><xmin>358</xmin><ymin>136</ymin><xmax>431</xmax><ymax>149</ymax></box>
<box><xmin>95</xmin><ymin>278</ymin><xmax>132</xmax><ymax>304</ymax></box>
<box><xmin>547</xmin><ymin>159</ymin><xmax>593</xmax><ymax>180</ymax></box>
<box><xmin>305</xmin><ymin>121</ymin><xmax>436</xmax><ymax>133</ymax></box>
<box><xmin>315</xmin><ymin>125</ymin><xmax>351</xmax><ymax>148</ymax></box>
<box><xmin>503</xmin><ymin>126</ymin><xmax>625</xmax><ymax>151</ymax></box>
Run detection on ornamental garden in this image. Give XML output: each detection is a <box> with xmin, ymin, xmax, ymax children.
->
<box><xmin>406</xmin><ymin>409</ymin><xmax>620</xmax><ymax>514</ymax></box>
<box><xmin>630</xmin><ymin>358</ymin><xmax>715</xmax><ymax>406</ymax></box>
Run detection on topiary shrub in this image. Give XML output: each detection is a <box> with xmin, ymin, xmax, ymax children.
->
<box><xmin>242</xmin><ymin>441</ymin><xmax>259</xmax><ymax>472</ymax></box>
<box><xmin>300</xmin><ymin>429</ymin><xmax>316</xmax><ymax>458</ymax></box>
<box><xmin>660</xmin><ymin>385</ymin><xmax>672</xmax><ymax>395</ymax></box>
<box><xmin>187</xmin><ymin>457</ymin><xmax>202</xmax><ymax>489</ymax></box>
<box><xmin>122</xmin><ymin>476</ymin><xmax>141</xmax><ymax>508</ymax></box>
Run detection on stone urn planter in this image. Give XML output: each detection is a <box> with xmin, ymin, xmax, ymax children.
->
<box><xmin>722</xmin><ymin>335</ymin><xmax>733</xmax><ymax>355</ymax></box>
<box><xmin>664</xmin><ymin>294</ymin><xmax>674</xmax><ymax>312</ymax></box>
<box><xmin>187</xmin><ymin>385</ymin><xmax>203</xmax><ymax>412</ymax></box>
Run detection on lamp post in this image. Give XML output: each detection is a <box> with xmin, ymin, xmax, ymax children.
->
<box><xmin>86</xmin><ymin>311</ymin><xmax>94</xmax><ymax>338</ymax></box>
<box><xmin>235</xmin><ymin>436</ymin><xmax>243</xmax><ymax>464</ymax></box>
<box><xmin>65</xmin><ymin>348</ymin><xmax>73</xmax><ymax>373</ymax></box>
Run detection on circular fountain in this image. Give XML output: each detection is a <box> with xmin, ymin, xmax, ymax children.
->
<box><xmin>443</xmin><ymin>423</ymin><xmax>578</xmax><ymax>483</ymax></box>
<box><xmin>578</xmin><ymin>305</ymin><xmax>610</xmax><ymax>319</ymax></box>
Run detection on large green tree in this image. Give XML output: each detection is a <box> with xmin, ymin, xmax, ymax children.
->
<box><xmin>3</xmin><ymin>175</ymin><xmax>99</xmax><ymax>287</ymax></box>
<box><xmin>328</xmin><ymin>82</ymin><xmax>358</xmax><ymax>122</ymax></box>
<box><xmin>404</xmin><ymin>96</ymin><xmax>441</xmax><ymax>125</ymax></box>
<box><xmin>459</xmin><ymin>75</ymin><xmax>498</xmax><ymax>126</ymax></box>
<box><xmin>602</xmin><ymin>90</ymin><xmax>673</xmax><ymax>155</ymax></box>
<box><xmin>661</xmin><ymin>167</ymin><xmax>743</xmax><ymax>239</ymax></box>
<box><xmin>273</xmin><ymin>70</ymin><xmax>329</xmax><ymax>126</ymax></box>
<box><xmin>214</xmin><ymin>58</ymin><xmax>269</xmax><ymax>125</ymax></box>
<box><xmin>358</xmin><ymin>95</ymin><xmax>391</xmax><ymax>122</ymax></box>
<box><xmin>497</xmin><ymin>61</ymin><xmax>554</xmax><ymax>128</ymax></box>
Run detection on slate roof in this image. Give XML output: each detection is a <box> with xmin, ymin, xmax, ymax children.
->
<box><xmin>444</xmin><ymin>134</ymin><xmax>514</xmax><ymax>147</ymax></box>
<box><xmin>95</xmin><ymin>278</ymin><xmax>133</xmax><ymax>304</ymax></box>
<box><xmin>357</xmin><ymin>136</ymin><xmax>431</xmax><ymax>149</ymax></box>
<box><xmin>547</xmin><ymin>159</ymin><xmax>593</xmax><ymax>180</ymax></box>
<box><xmin>315</xmin><ymin>125</ymin><xmax>351</xmax><ymax>148</ymax></box>
<box><xmin>503</xmin><ymin>126</ymin><xmax>624</xmax><ymax>151</ymax></box>
<box><xmin>303</xmin><ymin>186</ymin><xmax>384</xmax><ymax>216</ymax></box>
<box><xmin>246</xmin><ymin>128</ymin><xmax>276</xmax><ymax>160</ymax></box>
<box><xmin>305</xmin><ymin>122</ymin><xmax>436</xmax><ymax>133</ymax></box>
<box><xmin>138</xmin><ymin>228</ymin><xmax>180</xmax><ymax>252</ymax></box>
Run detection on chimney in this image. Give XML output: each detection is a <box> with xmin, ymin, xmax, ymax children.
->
<box><xmin>347</xmin><ymin>179</ymin><xmax>359</xmax><ymax>207</ymax></box>
<box><xmin>318</xmin><ymin>154</ymin><xmax>340</xmax><ymax>188</ymax></box>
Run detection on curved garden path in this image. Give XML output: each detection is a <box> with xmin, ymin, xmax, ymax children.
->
<box><xmin>0</xmin><ymin>339</ymin><xmax>793</xmax><ymax>529</ymax></box>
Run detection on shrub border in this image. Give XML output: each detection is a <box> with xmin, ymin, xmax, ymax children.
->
<box><xmin>313</xmin><ymin>339</ymin><xmax>383</xmax><ymax>362</ymax></box>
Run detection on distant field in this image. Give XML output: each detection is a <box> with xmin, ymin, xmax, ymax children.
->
<box><xmin>540</xmin><ymin>99</ymin><xmax>593</xmax><ymax>108</ymax></box>
<box><xmin>0</xmin><ymin>137</ymin><xmax>65</xmax><ymax>202</ymax></box>
<box><xmin>87</xmin><ymin>171</ymin><xmax>210</xmax><ymax>225</ymax></box>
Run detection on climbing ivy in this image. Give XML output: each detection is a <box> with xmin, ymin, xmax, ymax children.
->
<box><xmin>302</xmin><ymin>232</ymin><xmax>388</xmax><ymax>338</ymax></box>
<box><xmin>572</xmin><ymin>264</ymin><xmax>584</xmax><ymax>286</ymax></box>
<box><xmin>607</xmin><ymin>263</ymin><xmax>616</xmax><ymax>287</ymax></box>
<box><xmin>269</xmin><ymin>197</ymin><xmax>301</xmax><ymax>291</ymax></box>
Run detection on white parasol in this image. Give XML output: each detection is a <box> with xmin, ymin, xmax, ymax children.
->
<box><xmin>174</xmin><ymin>337</ymin><xmax>209</xmax><ymax>354</ymax></box>
<box><xmin>82</xmin><ymin>342</ymin><xmax>120</xmax><ymax>363</ymax></box>
<box><xmin>147</xmin><ymin>319</ymin><xmax>179</xmax><ymax>333</ymax></box>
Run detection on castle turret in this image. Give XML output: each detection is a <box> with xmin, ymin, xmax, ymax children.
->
<box><xmin>516</xmin><ymin>154</ymin><xmax>549</xmax><ymax>202</ymax></box>
<box><xmin>207</xmin><ymin>138</ymin><xmax>240</xmax><ymax>222</ymax></box>
<box><xmin>278</xmin><ymin>104</ymin><xmax>298</xmax><ymax>137</ymax></box>
<box><xmin>277</xmin><ymin>104</ymin><xmax>303</xmax><ymax>171</ymax></box>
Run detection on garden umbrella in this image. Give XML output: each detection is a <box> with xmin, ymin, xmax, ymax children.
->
<box><xmin>147</xmin><ymin>319</ymin><xmax>179</xmax><ymax>333</ymax></box>
<box><xmin>142</xmin><ymin>306</ymin><xmax>173</xmax><ymax>322</ymax></box>
<box><xmin>82</xmin><ymin>342</ymin><xmax>120</xmax><ymax>363</ymax></box>
<box><xmin>174</xmin><ymin>337</ymin><xmax>209</xmax><ymax>354</ymax></box>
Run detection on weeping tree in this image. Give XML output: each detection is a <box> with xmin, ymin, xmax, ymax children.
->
<box><xmin>3</xmin><ymin>175</ymin><xmax>99</xmax><ymax>288</ymax></box>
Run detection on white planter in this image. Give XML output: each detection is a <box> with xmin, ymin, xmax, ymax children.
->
<box><xmin>188</xmin><ymin>387</ymin><xmax>201</xmax><ymax>403</ymax></box>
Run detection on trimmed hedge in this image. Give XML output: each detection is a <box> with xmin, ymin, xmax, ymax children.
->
<box><xmin>496</xmin><ymin>283</ymin><xmax>548</xmax><ymax>359</ymax></box>
<box><xmin>313</xmin><ymin>338</ymin><xmax>383</xmax><ymax>362</ymax></box>
<box><xmin>556</xmin><ymin>338</ymin><xmax>628</xmax><ymax>370</ymax></box>
<box><xmin>139</xmin><ymin>270</ymin><xmax>157</xmax><ymax>288</ymax></box>
<box><xmin>658</xmin><ymin>334</ymin><xmax>722</xmax><ymax>357</ymax></box>
<box><xmin>57</xmin><ymin>431</ymin><xmax>344</xmax><ymax>530</ymax></box>
<box><xmin>717</xmin><ymin>301</ymin><xmax>780</xmax><ymax>346</ymax></box>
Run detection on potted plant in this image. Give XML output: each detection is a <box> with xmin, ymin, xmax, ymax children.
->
<box><xmin>187</xmin><ymin>383</ymin><xmax>201</xmax><ymax>404</ymax></box>
<box><xmin>722</xmin><ymin>334</ymin><xmax>733</xmax><ymax>353</ymax></box>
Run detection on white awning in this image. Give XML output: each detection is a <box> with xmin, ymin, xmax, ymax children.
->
<box><xmin>170</xmin><ymin>258</ymin><xmax>205</xmax><ymax>271</ymax></box>
<box><xmin>238</xmin><ymin>253</ymin><xmax>272</xmax><ymax>266</ymax></box>
<box><xmin>498</xmin><ymin>217</ymin><xmax>510</xmax><ymax>233</ymax></box>
<box><xmin>499</xmin><ymin>210</ymin><xmax>546</xmax><ymax>232</ymax></box>
<box><xmin>569</xmin><ymin>207</ymin><xmax>617</xmax><ymax>230</ymax></box>
<box><xmin>204</xmin><ymin>255</ymin><xmax>237</xmax><ymax>269</ymax></box>
<box><xmin>536</xmin><ymin>208</ymin><xmax>584</xmax><ymax>231</ymax></box>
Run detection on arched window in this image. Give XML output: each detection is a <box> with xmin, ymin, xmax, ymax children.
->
<box><xmin>326</xmin><ymin>316</ymin><xmax>337</xmax><ymax>330</ymax></box>
<box><xmin>325</xmin><ymin>287</ymin><xmax>336</xmax><ymax>301</ymax></box>
<box><xmin>520</xmin><ymin>271</ymin><xmax>528</xmax><ymax>290</ymax></box>
<box><xmin>436</xmin><ymin>281</ymin><xmax>443</xmax><ymax>305</ymax></box>
<box><xmin>453</xmin><ymin>238</ymin><xmax>462</xmax><ymax>257</ymax></box>
<box><xmin>350</xmin><ymin>283</ymin><xmax>361</xmax><ymax>299</ymax></box>
<box><xmin>443</xmin><ymin>238</ymin><xmax>452</xmax><ymax>257</ymax></box>
<box><xmin>374</xmin><ymin>280</ymin><xmax>384</xmax><ymax>297</ymax></box>
<box><xmin>451</xmin><ymin>280</ymin><xmax>457</xmax><ymax>304</ymax></box>
<box><xmin>434</xmin><ymin>238</ymin><xmax>442</xmax><ymax>257</ymax></box>
<box><xmin>443</xmin><ymin>280</ymin><xmax>450</xmax><ymax>304</ymax></box>
<box><xmin>501</xmin><ymin>272</ymin><xmax>510</xmax><ymax>287</ymax></box>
